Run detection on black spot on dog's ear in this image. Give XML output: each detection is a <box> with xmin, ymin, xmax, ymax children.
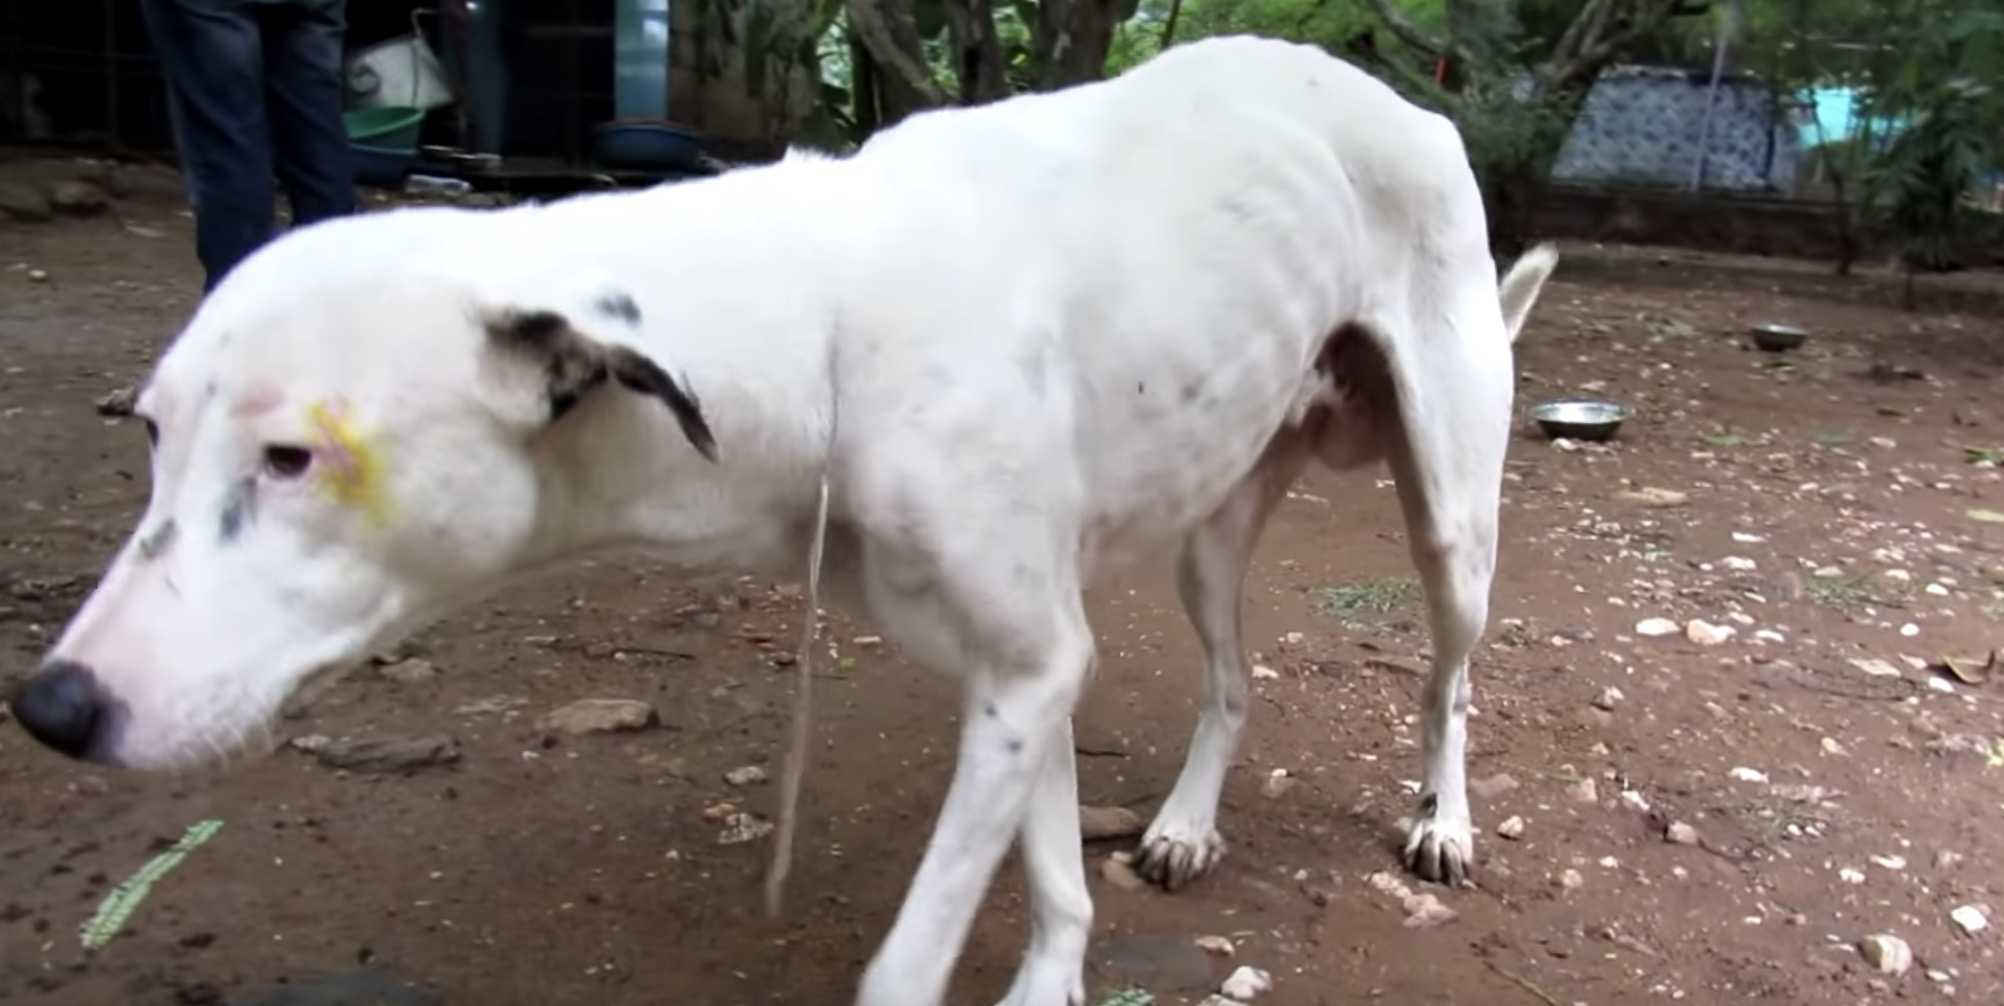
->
<box><xmin>593</xmin><ymin>291</ymin><xmax>642</xmax><ymax>326</ymax></box>
<box><xmin>607</xmin><ymin>346</ymin><xmax>719</xmax><ymax>463</ymax></box>
<box><xmin>486</xmin><ymin>309</ymin><xmax>611</xmax><ymax>422</ymax></box>
<box><xmin>486</xmin><ymin>308</ymin><xmax>719</xmax><ymax>461</ymax></box>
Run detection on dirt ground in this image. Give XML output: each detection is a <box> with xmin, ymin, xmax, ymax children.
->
<box><xmin>3</xmin><ymin>156</ymin><xmax>2003</xmax><ymax>1006</ymax></box>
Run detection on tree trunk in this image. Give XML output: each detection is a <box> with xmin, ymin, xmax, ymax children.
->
<box><xmin>847</xmin><ymin>0</ymin><xmax>947</xmax><ymax>125</ymax></box>
<box><xmin>1033</xmin><ymin>0</ymin><xmax>1135</xmax><ymax>90</ymax></box>
<box><xmin>943</xmin><ymin>0</ymin><xmax>1010</xmax><ymax>104</ymax></box>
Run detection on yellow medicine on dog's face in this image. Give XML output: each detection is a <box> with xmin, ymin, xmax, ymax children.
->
<box><xmin>308</xmin><ymin>399</ymin><xmax>392</xmax><ymax>526</ymax></box>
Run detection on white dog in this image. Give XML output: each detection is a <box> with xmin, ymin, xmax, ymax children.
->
<box><xmin>10</xmin><ymin>35</ymin><xmax>1555</xmax><ymax>1006</ymax></box>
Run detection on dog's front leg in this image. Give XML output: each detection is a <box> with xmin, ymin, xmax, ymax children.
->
<box><xmin>856</xmin><ymin>644</ymin><xmax>1094</xmax><ymax>1006</ymax></box>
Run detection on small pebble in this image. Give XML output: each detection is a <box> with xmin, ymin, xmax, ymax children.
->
<box><xmin>1194</xmin><ymin>934</ymin><xmax>1236</xmax><ymax>956</ymax></box>
<box><xmin>1950</xmin><ymin>904</ymin><xmax>1989</xmax><ymax>935</ymax></box>
<box><xmin>1593</xmin><ymin>686</ymin><xmax>1623</xmax><ymax>711</ymax></box>
<box><xmin>1220</xmin><ymin>965</ymin><xmax>1273</xmax><ymax>1001</ymax></box>
<box><xmin>724</xmin><ymin>765</ymin><xmax>768</xmax><ymax>787</ymax></box>
<box><xmin>1859</xmin><ymin>934</ymin><xmax>1912</xmax><ymax>975</ymax></box>
<box><xmin>1496</xmin><ymin>815</ymin><xmax>1526</xmax><ymax>840</ymax></box>
<box><xmin>1567</xmin><ymin>777</ymin><xmax>1599</xmax><ymax>804</ymax></box>
<box><xmin>1557</xmin><ymin>868</ymin><xmax>1584</xmax><ymax>890</ymax></box>
<box><xmin>1666</xmin><ymin>821</ymin><xmax>1700</xmax><ymax>845</ymax></box>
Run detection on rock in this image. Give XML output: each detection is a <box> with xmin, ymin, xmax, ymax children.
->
<box><xmin>1557</xmin><ymin>868</ymin><xmax>1584</xmax><ymax>890</ymax></box>
<box><xmin>1821</xmin><ymin>737</ymin><xmax>1849</xmax><ymax>757</ymax></box>
<box><xmin>1617</xmin><ymin>487</ymin><xmax>1688</xmax><ymax>507</ymax></box>
<box><xmin>714</xmin><ymin>812</ymin><xmax>774</xmax><ymax>845</ymax></box>
<box><xmin>1665</xmin><ymin>821</ymin><xmax>1700</xmax><ymax>845</ymax></box>
<box><xmin>26</xmin><ymin>268</ymin><xmax>48</xmax><ymax>283</ymax></box>
<box><xmin>1250</xmin><ymin>663</ymin><xmax>1280</xmax><ymax>680</ymax></box>
<box><xmin>311</xmin><ymin>734</ymin><xmax>460</xmax><ymax>773</ymax></box>
<box><xmin>49</xmin><ymin>180</ymin><xmax>109</xmax><ymax>215</ymax></box>
<box><xmin>0</xmin><ymin>182</ymin><xmax>52</xmax><ymax>222</ymax></box>
<box><xmin>1193</xmin><ymin>934</ymin><xmax>1236</xmax><ymax>956</ymax></box>
<box><xmin>1220</xmin><ymin>965</ymin><xmax>1272</xmax><ymax>1001</ymax></box>
<box><xmin>1080</xmin><ymin>804</ymin><xmax>1146</xmax><ymax>841</ymax></box>
<box><xmin>1721</xmin><ymin>556</ymin><xmax>1757</xmax><ymax>571</ymax></box>
<box><xmin>1567</xmin><ymin>777</ymin><xmax>1599</xmax><ymax>804</ymax></box>
<box><xmin>1849</xmin><ymin>657</ymin><xmax>1903</xmax><ymax>678</ymax></box>
<box><xmin>1401</xmin><ymin>892</ymin><xmax>1457</xmax><ymax>928</ymax></box>
<box><xmin>1470</xmin><ymin>772</ymin><xmax>1520</xmax><ymax>800</ymax></box>
<box><xmin>1685</xmin><ymin>619</ymin><xmax>1734</xmax><ymax>646</ymax></box>
<box><xmin>1635</xmin><ymin>617</ymin><xmax>1679</xmax><ymax>637</ymax></box>
<box><xmin>723</xmin><ymin>765</ymin><xmax>768</xmax><ymax>787</ymax></box>
<box><xmin>95</xmin><ymin>385</ymin><xmax>137</xmax><ymax>416</ymax></box>
<box><xmin>1260</xmin><ymin>768</ymin><xmax>1296</xmax><ymax>799</ymax></box>
<box><xmin>1868</xmin><ymin>436</ymin><xmax>1897</xmax><ymax>450</ymax></box>
<box><xmin>537</xmin><ymin>698</ymin><xmax>657</xmax><ymax>735</ymax></box>
<box><xmin>1367</xmin><ymin>870</ymin><xmax>1413</xmax><ymax>900</ymax></box>
<box><xmin>1619</xmin><ymin>789</ymin><xmax>1650</xmax><ymax>813</ymax></box>
<box><xmin>1728</xmin><ymin>766</ymin><xmax>1768</xmax><ymax>784</ymax></box>
<box><xmin>1840</xmin><ymin>867</ymin><xmax>1867</xmax><ymax>884</ymax></box>
<box><xmin>1592</xmin><ymin>686</ymin><xmax>1624</xmax><ymax>711</ymax></box>
<box><xmin>1496</xmin><ymin>815</ymin><xmax>1526</xmax><ymax>840</ymax></box>
<box><xmin>287</xmin><ymin>734</ymin><xmax>331</xmax><ymax>753</ymax></box>
<box><xmin>1100</xmin><ymin>854</ymin><xmax>1145</xmax><ymax>891</ymax></box>
<box><xmin>1935</xmin><ymin>850</ymin><xmax>1964</xmax><ymax>871</ymax></box>
<box><xmin>1858</xmin><ymin>934</ymin><xmax>1912</xmax><ymax>975</ymax></box>
<box><xmin>1950</xmin><ymin>904</ymin><xmax>1989</xmax><ymax>935</ymax></box>
<box><xmin>376</xmin><ymin>658</ymin><xmax>437</xmax><ymax>685</ymax></box>
<box><xmin>1899</xmin><ymin>622</ymin><xmax>1919</xmax><ymax>638</ymax></box>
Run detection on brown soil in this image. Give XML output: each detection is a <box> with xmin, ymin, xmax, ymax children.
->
<box><xmin>3</xmin><ymin>157</ymin><xmax>2002</xmax><ymax>1005</ymax></box>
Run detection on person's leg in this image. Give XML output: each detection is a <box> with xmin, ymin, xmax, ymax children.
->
<box><xmin>262</xmin><ymin>0</ymin><xmax>356</xmax><ymax>230</ymax></box>
<box><xmin>139</xmin><ymin>0</ymin><xmax>275</xmax><ymax>293</ymax></box>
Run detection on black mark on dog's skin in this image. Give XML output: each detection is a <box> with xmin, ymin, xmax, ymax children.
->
<box><xmin>1004</xmin><ymin>737</ymin><xmax>1024</xmax><ymax>754</ymax></box>
<box><xmin>593</xmin><ymin>291</ymin><xmax>642</xmax><ymax>326</ymax></box>
<box><xmin>137</xmin><ymin>519</ymin><xmax>177</xmax><ymax>561</ymax></box>
<box><xmin>1180</xmin><ymin>376</ymin><xmax>1206</xmax><ymax>403</ymax></box>
<box><xmin>1417</xmin><ymin>792</ymin><xmax>1439</xmax><ymax>817</ymax></box>
<box><xmin>487</xmin><ymin>309</ymin><xmax>718</xmax><ymax>461</ymax></box>
<box><xmin>219</xmin><ymin>478</ymin><xmax>256</xmax><ymax>543</ymax></box>
<box><xmin>982</xmin><ymin>702</ymin><xmax>998</xmax><ymax>719</ymax></box>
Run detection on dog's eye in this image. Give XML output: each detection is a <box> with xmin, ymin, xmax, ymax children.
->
<box><xmin>262</xmin><ymin>445</ymin><xmax>313</xmax><ymax>480</ymax></box>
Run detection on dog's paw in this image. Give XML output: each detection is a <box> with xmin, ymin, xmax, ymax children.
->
<box><xmin>1402</xmin><ymin>801</ymin><xmax>1473</xmax><ymax>887</ymax></box>
<box><xmin>991</xmin><ymin>954</ymin><xmax>1084</xmax><ymax>1006</ymax></box>
<box><xmin>1134</xmin><ymin>825</ymin><xmax>1227</xmax><ymax>891</ymax></box>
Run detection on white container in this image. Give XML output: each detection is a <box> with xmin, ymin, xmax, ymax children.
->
<box><xmin>346</xmin><ymin>33</ymin><xmax>453</xmax><ymax>111</ymax></box>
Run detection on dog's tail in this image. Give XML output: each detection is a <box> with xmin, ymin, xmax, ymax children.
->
<box><xmin>1498</xmin><ymin>242</ymin><xmax>1559</xmax><ymax>344</ymax></box>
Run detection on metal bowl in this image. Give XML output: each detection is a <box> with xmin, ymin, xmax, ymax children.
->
<box><xmin>1750</xmin><ymin>322</ymin><xmax>1808</xmax><ymax>352</ymax></box>
<box><xmin>1530</xmin><ymin>398</ymin><xmax>1631</xmax><ymax>441</ymax></box>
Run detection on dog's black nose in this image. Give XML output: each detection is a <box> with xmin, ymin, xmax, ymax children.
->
<box><xmin>10</xmin><ymin>660</ymin><xmax>104</xmax><ymax>759</ymax></box>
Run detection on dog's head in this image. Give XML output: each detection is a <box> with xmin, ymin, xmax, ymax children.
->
<box><xmin>7</xmin><ymin>207</ymin><xmax>716</xmax><ymax>768</ymax></box>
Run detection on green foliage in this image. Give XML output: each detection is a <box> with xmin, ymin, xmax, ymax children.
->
<box><xmin>1867</xmin><ymin>77</ymin><xmax>1997</xmax><ymax>270</ymax></box>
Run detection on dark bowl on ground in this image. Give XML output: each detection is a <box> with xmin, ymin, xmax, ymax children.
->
<box><xmin>592</xmin><ymin>120</ymin><xmax>706</xmax><ymax>172</ymax></box>
<box><xmin>349</xmin><ymin>143</ymin><xmax>416</xmax><ymax>187</ymax></box>
<box><xmin>1750</xmin><ymin>322</ymin><xmax>1809</xmax><ymax>352</ymax></box>
<box><xmin>1530</xmin><ymin>398</ymin><xmax>1631</xmax><ymax>441</ymax></box>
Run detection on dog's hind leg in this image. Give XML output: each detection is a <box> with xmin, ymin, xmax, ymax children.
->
<box><xmin>1135</xmin><ymin>426</ymin><xmax>1312</xmax><ymax>891</ymax></box>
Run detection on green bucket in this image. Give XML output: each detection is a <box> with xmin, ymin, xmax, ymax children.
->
<box><xmin>343</xmin><ymin>106</ymin><xmax>425</xmax><ymax>149</ymax></box>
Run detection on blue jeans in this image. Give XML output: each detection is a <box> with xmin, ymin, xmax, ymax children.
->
<box><xmin>140</xmin><ymin>0</ymin><xmax>357</xmax><ymax>292</ymax></box>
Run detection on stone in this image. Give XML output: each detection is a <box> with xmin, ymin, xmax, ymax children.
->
<box><xmin>1567</xmin><ymin>777</ymin><xmax>1599</xmax><ymax>804</ymax></box>
<box><xmin>1728</xmin><ymin>766</ymin><xmax>1768</xmax><ymax>784</ymax></box>
<box><xmin>715</xmin><ymin>812</ymin><xmax>774</xmax><ymax>845</ymax></box>
<box><xmin>1593</xmin><ymin>686</ymin><xmax>1624</xmax><ymax>711</ymax></box>
<box><xmin>1100</xmin><ymin>854</ymin><xmax>1145</xmax><ymax>891</ymax></box>
<box><xmin>1470</xmin><ymin>772</ymin><xmax>1519</xmax><ymax>800</ymax></box>
<box><xmin>1220</xmin><ymin>965</ymin><xmax>1272</xmax><ymax>1001</ymax></box>
<box><xmin>1079</xmin><ymin>804</ymin><xmax>1146</xmax><ymax>841</ymax></box>
<box><xmin>1401</xmin><ymin>892</ymin><xmax>1457</xmax><ymax>928</ymax></box>
<box><xmin>1617</xmin><ymin>487</ymin><xmax>1687</xmax><ymax>507</ymax></box>
<box><xmin>1821</xmin><ymin>737</ymin><xmax>1849</xmax><ymax>757</ymax></box>
<box><xmin>1685</xmin><ymin>619</ymin><xmax>1734</xmax><ymax>646</ymax></box>
<box><xmin>0</xmin><ymin>182</ymin><xmax>52</xmax><ymax>222</ymax></box>
<box><xmin>1193</xmin><ymin>934</ymin><xmax>1235</xmax><ymax>956</ymax></box>
<box><xmin>537</xmin><ymin>698</ymin><xmax>657</xmax><ymax>735</ymax></box>
<box><xmin>377</xmin><ymin>658</ymin><xmax>437</xmax><ymax>685</ymax></box>
<box><xmin>310</xmin><ymin>734</ymin><xmax>460</xmax><ymax>773</ymax></box>
<box><xmin>1665</xmin><ymin>821</ymin><xmax>1700</xmax><ymax>845</ymax></box>
<box><xmin>1635</xmin><ymin>617</ymin><xmax>1679</xmax><ymax>637</ymax></box>
<box><xmin>1721</xmin><ymin>556</ymin><xmax>1758</xmax><ymax>571</ymax></box>
<box><xmin>94</xmin><ymin>385</ymin><xmax>137</xmax><ymax>417</ymax></box>
<box><xmin>1557</xmin><ymin>868</ymin><xmax>1584</xmax><ymax>890</ymax></box>
<box><xmin>1849</xmin><ymin>658</ymin><xmax>1903</xmax><ymax>678</ymax></box>
<box><xmin>1950</xmin><ymin>904</ymin><xmax>1989</xmax><ymax>935</ymax></box>
<box><xmin>1496</xmin><ymin>815</ymin><xmax>1526</xmax><ymax>840</ymax></box>
<box><xmin>1250</xmin><ymin>663</ymin><xmax>1280</xmax><ymax>680</ymax></box>
<box><xmin>49</xmin><ymin>180</ymin><xmax>109</xmax><ymax>215</ymax></box>
<box><xmin>723</xmin><ymin>765</ymin><xmax>768</xmax><ymax>787</ymax></box>
<box><xmin>1858</xmin><ymin>934</ymin><xmax>1912</xmax><ymax>975</ymax></box>
<box><xmin>1260</xmin><ymin>768</ymin><xmax>1296</xmax><ymax>799</ymax></box>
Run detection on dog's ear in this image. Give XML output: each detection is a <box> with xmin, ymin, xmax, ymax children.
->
<box><xmin>483</xmin><ymin>308</ymin><xmax>718</xmax><ymax>462</ymax></box>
